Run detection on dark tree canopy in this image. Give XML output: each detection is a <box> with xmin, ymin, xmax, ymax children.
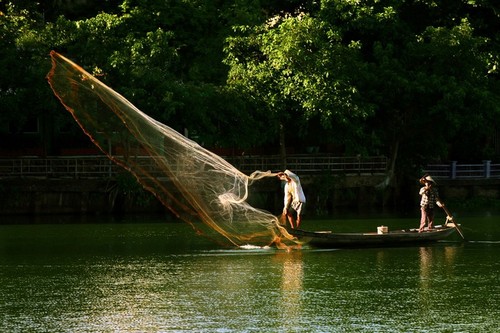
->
<box><xmin>0</xmin><ymin>0</ymin><xmax>499</xmax><ymax>173</ymax></box>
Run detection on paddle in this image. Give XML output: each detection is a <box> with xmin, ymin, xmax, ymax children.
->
<box><xmin>438</xmin><ymin>202</ymin><xmax>465</xmax><ymax>240</ymax></box>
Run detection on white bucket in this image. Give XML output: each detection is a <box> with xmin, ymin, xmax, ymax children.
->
<box><xmin>377</xmin><ymin>226</ymin><xmax>388</xmax><ymax>234</ymax></box>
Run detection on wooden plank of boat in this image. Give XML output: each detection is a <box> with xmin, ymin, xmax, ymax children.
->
<box><xmin>287</xmin><ymin>224</ymin><xmax>460</xmax><ymax>248</ymax></box>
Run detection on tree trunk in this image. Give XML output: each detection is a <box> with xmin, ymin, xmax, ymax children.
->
<box><xmin>279</xmin><ymin>121</ymin><xmax>287</xmax><ymax>170</ymax></box>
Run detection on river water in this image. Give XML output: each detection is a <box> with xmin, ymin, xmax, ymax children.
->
<box><xmin>1</xmin><ymin>214</ymin><xmax>499</xmax><ymax>332</ymax></box>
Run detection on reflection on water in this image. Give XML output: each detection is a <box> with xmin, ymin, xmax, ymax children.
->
<box><xmin>1</xmin><ymin>216</ymin><xmax>500</xmax><ymax>332</ymax></box>
<box><xmin>418</xmin><ymin>246</ymin><xmax>432</xmax><ymax>318</ymax></box>
<box><xmin>417</xmin><ymin>246</ymin><xmax>458</xmax><ymax>323</ymax></box>
<box><xmin>277</xmin><ymin>251</ymin><xmax>304</xmax><ymax>331</ymax></box>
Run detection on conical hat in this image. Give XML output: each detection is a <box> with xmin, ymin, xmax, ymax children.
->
<box><xmin>424</xmin><ymin>175</ymin><xmax>436</xmax><ymax>184</ymax></box>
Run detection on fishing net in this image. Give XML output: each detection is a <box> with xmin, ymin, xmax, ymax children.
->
<box><xmin>46</xmin><ymin>51</ymin><xmax>296</xmax><ymax>248</ymax></box>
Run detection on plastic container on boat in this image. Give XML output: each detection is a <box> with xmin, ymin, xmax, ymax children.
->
<box><xmin>377</xmin><ymin>226</ymin><xmax>388</xmax><ymax>234</ymax></box>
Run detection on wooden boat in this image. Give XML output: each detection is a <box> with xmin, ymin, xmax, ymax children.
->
<box><xmin>287</xmin><ymin>223</ymin><xmax>462</xmax><ymax>248</ymax></box>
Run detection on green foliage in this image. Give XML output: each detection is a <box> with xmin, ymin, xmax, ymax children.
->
<box><xmin>224</xmin><ymin>13</ymin><xmax>374</xmax><ymax>152</ymax></box>
<box><xmin>38</xmin><ymin>0</ymin><xmax>271</xmax><ymax>147</ymax></box>
<box><xmin>318</xmin><ymin>1</ymin><xmax>500</xmax><ymax>167</ymax></box>
<box><xmin>0</xmin><ymin>0</ymin><xmax>499</xmax><ymax>172</ymax></box>
<box><xmin>0</xmin><ymin>3</ymin><xmax>59</xmax><ymax>147</ymax></box>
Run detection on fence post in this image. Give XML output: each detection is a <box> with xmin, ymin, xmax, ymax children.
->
<box><xmin>451</xmin><ymin>161</ymin><xmax>457</xmax><ymax>179</ymax></box>
<box><xmin>484</xmin><ymin>160</ymin><xmax>491</xmax><ymax>179</ymax></box>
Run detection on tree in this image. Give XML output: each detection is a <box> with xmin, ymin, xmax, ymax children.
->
<box><xmin>43</xmin><ymin>0</ymin><xmax>273</xmax><ymax>149</ymax></box>
<box><xmin>224</xmin><ymin>12</ymin><xmax>373</xmax><ymax>166</ymax></box>
<box><xmin>319</xmin><ymin>0</ymin><xmax>500</xmax><ymax>174</ymax></box>
<box><xmin>1</xmin><ymin>0</ymin><xmax>499</xmax><ymax>167</ymax></box>
<box><xmin>0</xmin><ymin>3</ymin><xmax>61</xmax><ymax>155</ymax></box>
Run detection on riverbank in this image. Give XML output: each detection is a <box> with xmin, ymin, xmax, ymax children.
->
<box><xmin>1</xmin><ymin>175</ymin><xmax>499</xmax><ymax>217</ymax></box>
<box><xmin>0</xmin><ymin>178</ymin><xmax>166</xmax><ymax>216</ymax></box>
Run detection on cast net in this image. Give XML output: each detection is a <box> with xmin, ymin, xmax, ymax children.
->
<box><xmin>46</xmin><ymin>51</ymin><xmax>295</xmax><ymax>248</ymax></box>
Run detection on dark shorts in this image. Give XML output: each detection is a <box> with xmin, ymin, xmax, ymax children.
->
<box><xmin>289</xmin><ymin>201</ymin><xmax>305</xmax><ymax>216</ymax></box>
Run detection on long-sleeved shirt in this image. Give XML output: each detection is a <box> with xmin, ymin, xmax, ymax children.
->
<box><xmin>420</xmin><ymin>186</ymin><xmax>438</xmax><ymax>209</ymax></box>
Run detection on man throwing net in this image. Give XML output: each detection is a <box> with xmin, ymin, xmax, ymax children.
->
<box><xmin>278</xmin><ymin>170</ymin><xmax>306</xmax><ymax>229</ymax></box>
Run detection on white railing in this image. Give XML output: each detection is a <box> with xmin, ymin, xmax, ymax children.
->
<box><xmin>0</xmin><ymin>155</ymin><xmax>388</xmax><ymax>179</ymax></box>
<box><xmin>225</xmin><ymin>155</ymin><xmax>387</xmax><ymax>175</ymax></box>
<box><xmin>2</xmin><ymin>157</ymin><xmax>497</xmax><ymax>180</ymax></box>
<box><xmin>0</xmin><ymin>156</ymin><xmax>118</xmax><ymax>179</ymax></box>
<box><xmin>424</xmin><ymin>160</ymin><xmax>500</xmax><ymax>179</ymax></box>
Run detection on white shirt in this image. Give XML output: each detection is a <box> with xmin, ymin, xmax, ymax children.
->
<box><xmin>284</xmin><ymin>170</ymin><xmax>306</xmax><ymax>208</ymax></box>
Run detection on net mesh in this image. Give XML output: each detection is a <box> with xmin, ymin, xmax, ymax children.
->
<box><xmin>46</xmin><ymin>51</ymin><xmax>296</xmax><ymax>248</ymax></box>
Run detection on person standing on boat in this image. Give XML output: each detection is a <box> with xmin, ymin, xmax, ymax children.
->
<box><xmin>277</xmin><ymin>170</ymin><xmax>306</xmax><ymax>229</ymax></box>
<box><xmin>418</xmin><ymin>174</ymin><xmax>442</xmax><ymax>232</ymax></box>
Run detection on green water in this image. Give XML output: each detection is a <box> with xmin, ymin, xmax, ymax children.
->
<box><xmin>1</xmin><ymin>215</ymin><xmax>499</xmax><ymax>332</ymax></box>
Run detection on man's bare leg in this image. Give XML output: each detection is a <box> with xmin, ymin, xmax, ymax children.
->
<box><xmin>296</xmin><ymin>216</ymin><xmax>301</xmax><ymax>229</ymax></box>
